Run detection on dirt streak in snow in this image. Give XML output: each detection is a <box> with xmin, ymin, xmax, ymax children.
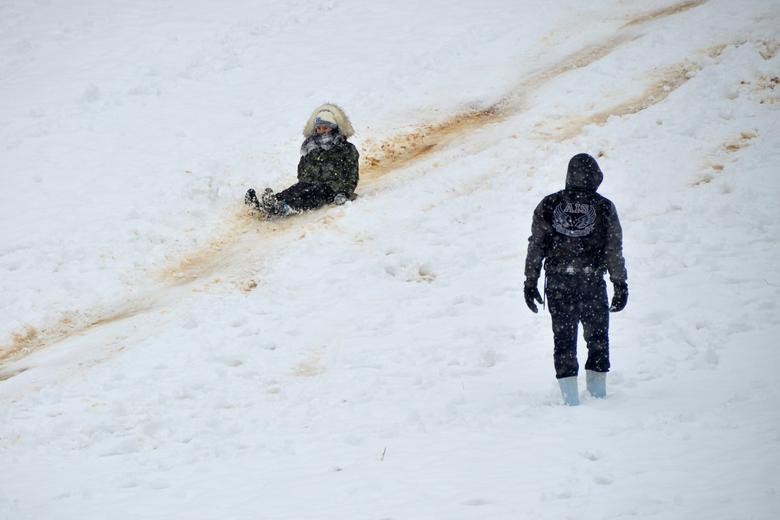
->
<box><xmin>693</xmin><ymin>131</ymin><xmax>759</xmax><ymax>186</ymax></box>
<box><xmin>534</xmin><ymin>61</ymin><xmax>701</xmax><ymax>141</ymax></box>
<box><xmin>0</xmin><ymin>0</ymin><xmax>715</xmax><ymax>373</ymax></box>
<box><xmin>0</xmin><ymin>303</ymin><xmax>153</xmax><ymax>368</ymax></box>
<box><xmin>621</xmin><ymin>0</ymin><xmax>708</xmax><ymax>29</ymax></box>
<box><xmin>532</xmin><ymin>39</ymin><xmax>773</xmax><ymax>142</ymax></box>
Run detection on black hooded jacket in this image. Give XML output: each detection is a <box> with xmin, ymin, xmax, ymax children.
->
<box><xmin>524</xmin><ymin>154</ymin><xmax>627</xmax><ymax>285</ymax></box>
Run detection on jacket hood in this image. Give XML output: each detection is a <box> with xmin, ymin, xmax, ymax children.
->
<box><xmin>565</xmin><ymin>153</ymin><xmax>603</xmax><ymax>192</ymax></box>
<box><xmin>303</xmin><ymin>103</ymin><xmax>355</xmax><ymax>138</ymax></box>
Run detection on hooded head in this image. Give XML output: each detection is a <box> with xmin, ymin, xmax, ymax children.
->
<box><xmin>303</xmin><ymin>103</ymin><xmax>355</xmax><ymax>138</ymax></box>
<box><xmin>565</xmin><ymin>153</ymin><xmax>603</xmax><ymax>192</ymax></box>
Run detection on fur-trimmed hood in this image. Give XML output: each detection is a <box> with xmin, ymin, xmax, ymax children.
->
<box><xmin>303</xmin><ymin>103</ymin><xmax>355</xmax><ymax>138</ymax></box>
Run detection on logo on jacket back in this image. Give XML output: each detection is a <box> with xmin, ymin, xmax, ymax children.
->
<box><xmin>552</xmin><ymin>202</ymin><xmax>597</xmax><ymax>237</ymax></box>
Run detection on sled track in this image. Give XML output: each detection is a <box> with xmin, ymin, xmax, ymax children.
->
<box><xmin>0</xmin><ymin>302</ymin><xmax>155</xmax><ymax>376</ymax></box>
<box><xmin>0</xmin><ymin>0</ymin><xmax>711</xmax><ymax>374</ymax></box>
<box><xmin>621</xmin><ymin>0</ymin><xmax>707</xmax><ymax>29</ymax></box>
<box><xmin>534</xmin><ymin>61</ymin><xmax>701</xmax><ymax>141</ymax></box>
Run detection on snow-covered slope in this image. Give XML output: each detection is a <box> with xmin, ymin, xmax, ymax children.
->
<box><xmin>1</xmin><ymin>1</ymin><xmax>779</xmax><ymax>518</ymax></box>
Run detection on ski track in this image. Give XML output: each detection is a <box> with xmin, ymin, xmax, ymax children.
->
<box><xmin>0</xmin><ymin>0</ymin><xmax>724</xmax><ymax>378</ymax></box>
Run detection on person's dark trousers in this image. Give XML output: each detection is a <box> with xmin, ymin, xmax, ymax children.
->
<box><xmin>277</xmin><ymin>182</ymin><xmax>335</xmax><ymax>211</ymax></box>
<box><xmin>545</xmin><ymin>274</ymin><xmax>610</xmax><ymax>379</ymax></box>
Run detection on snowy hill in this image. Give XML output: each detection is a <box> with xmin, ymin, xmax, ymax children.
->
<box><xmin>1</xmin><ymin>1</ymin><xmax>779</xmax><ymax>518</ymax></box>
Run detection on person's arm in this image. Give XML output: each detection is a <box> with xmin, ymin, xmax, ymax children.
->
<box><xmin>342</xmin><ymin>143</ymin><xmax>359</xmax><ymax>194</ymax></box>
<box><xmin>605</xmin><ymin>201</ymin><xmax>628</xmax><ymax>312</ymax></box>
<box><xmin>524</xmin><ymin>199</ymin><xmax>551</xmax><ymax>313</ymax></box>
<box><xmin>525</xmin><ymin>199</ymin><xmax>551</xmax><ymax>286</ymax></box>
<box><xmin>604</xmin><ymin>201</ymin><xmax>627</xmax><ymax>284</ymax></box>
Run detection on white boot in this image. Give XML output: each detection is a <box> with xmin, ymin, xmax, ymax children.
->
<box><xmin>586</xmin><ymin>370</ymin><xmax>606</xmax><ymax>399</ymax></box>
<box><xmin>558</xmin><ymin>376</ymin><xmax>580</xmax><ymax>406</ymax></box>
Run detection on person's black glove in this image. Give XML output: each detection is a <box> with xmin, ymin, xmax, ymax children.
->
<box><xmin>524</xmin><ymin>282</ymin><xmax>543</xmax><ymax>313</ymax></box>
<box><xmin>610</xmin><ymin>282</ymin><xmax>628</xmax><ymax>312</ymax></box>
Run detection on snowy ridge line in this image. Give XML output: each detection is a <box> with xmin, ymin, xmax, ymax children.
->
<box><xmin>0</xmin><ymin>0</ymin><xmax>712</xmax><ymax>374</ymax></box>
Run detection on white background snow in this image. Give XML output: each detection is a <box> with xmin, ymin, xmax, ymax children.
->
<box><xmin>1</xmin><ymin>0</ymin><xmax>779</xmax><ymax>518</ymax></box>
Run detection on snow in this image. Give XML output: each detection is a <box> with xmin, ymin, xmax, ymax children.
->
<box><xmin>1</xmin><ymin>0</ymin><xmax>779</xmax><ymax>518</ymax></box>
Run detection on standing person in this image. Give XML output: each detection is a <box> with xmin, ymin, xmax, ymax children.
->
<box><xmin>523</xmin><ymin>153</ymin><xmax>628</xmax><ymax>406</ymax></box>
<box><xmin>245</xmin><ymin>103</ymin><xmax>359</xmax><ymax>216</ymax></box>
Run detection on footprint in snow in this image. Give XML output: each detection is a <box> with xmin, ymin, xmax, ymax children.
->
<box><xmin>462</xmin><ymin>498</ymin><xmax>491</xmax><ymax>506</ymax></box>
<box><xmin>580</xmin><ymin>450</ymin><xmax>603</xmax><ymax>461</ymax></box>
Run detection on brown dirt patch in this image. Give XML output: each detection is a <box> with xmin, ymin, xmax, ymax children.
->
<box><xmin>692</xmin><ymin>131</ymin><xmax>758</xmax><ymax>186</ymax></box>
<box><xmin>239</xmin><ymin>279</ymin><xmax>258</xmax><ymax>293</ymax></box>
<box><xmin>723</xmin><ymin>131</ymin><xmax>757</xmax><ymax>153</ymax></box>
<box><xmin>691</xmin><ymin>174</ymin><xmax>715</xmax><ymax>187</ymax></box>
<box><xmin>757</xmin><ymin>40</ymin><xmax>778</xmax><ymax>60</ymax></box>
<box><xmin>707</xmin><ymin>44</ymin><xmax>730</xmax><ymax>59</ymax></box>
<box><xmin>360</xmin><ymin>108</ymin><xmax>502</xmax><ymax>180</ymax></box>
<box><xmin>158</xmin><ymin>207</ymin><xmax>306</xmax><ymax>286</ymax></box>
<box><xmin>756</xmin><ymin>75</ymin><xmax>778</xmax><ymax>105</ymax></box>
<box><xmin>1</xmin><ymin>326</ymin><xmax>39</xmax><ymax>365</ymax></box>
<box><xmin>159</xmin><ymin>209</ymin><xmax>257</xmax><ymax>285</ymax></box>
